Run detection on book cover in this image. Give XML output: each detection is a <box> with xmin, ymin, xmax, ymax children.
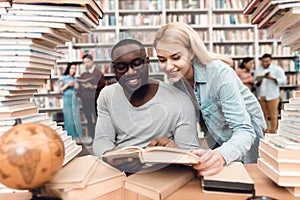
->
<box><xmin>103</xmin><ymin>146</ymin><xmax>201</xmax><ymax>165</ymax></box>
<box><xmin>0</xmin><ymin>106</ymin><xmax>37</xmax><ymax>119</ymax></box>
<box><xmin>260</xmin><ymin>138</ymin><xmax>300</xmax><ymax>160</ymax></box>
<box><xmin>258</xmin><ymin>158</ymin><xmax>300</xmax><ymax>186</ymax></box>
<box><xmin>124</xmin><ymin>165</ymin><xmax>195</xmax><ymax>200</ymax></box>
<box><xmin>259</xmin><ymin>145</ymin><xmax>300</xmax><ymax>172</ymax></box>
<box><xmin>286</xmin><ymin>186</ymin><xmax>300</xmax><ymax>197</ymax></box>
<box><xmin>255</xmin><ymin>71</ymin><xmax>270</xmax><ymax>81</ymax></box>
<box><xmin>46</xmin><ymin>155</ymin><xmax>100</xmax><ymax>189</ymax></box>
<box><xmin>12</xmin><ymin>0</ymin><xmax>103</xmax><ymax>19</ymax></box>
<box><xmin>52</xmin><ymin>159</ymin><xmax>125</xmax><ymax>200</ymax></box>
<box><xmin>202</xmin><ymin>162</ymin><xmax>254</xmax><ymax>195</ymax></box>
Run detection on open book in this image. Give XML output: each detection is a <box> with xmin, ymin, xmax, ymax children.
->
<box><xmin>102</xmin><ymin>146</ymin><xmax>201</xmax><ymax>165</ymax></box>
<box><xmin>255</xmin><ymin>71</ymin><xmax>270</xmax><ymax>81</ymax></box>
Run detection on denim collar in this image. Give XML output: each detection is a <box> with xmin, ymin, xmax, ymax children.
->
<box><xmin>193</xmin><ymin>61</ymin><xmax>207</xmax><ymax>84</ymax></box>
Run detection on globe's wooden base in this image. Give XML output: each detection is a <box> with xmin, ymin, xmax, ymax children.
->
<box><xmin>30</xmin><ymin>186</ymin><xmax>60</xmax><ymax>200</ymax></box>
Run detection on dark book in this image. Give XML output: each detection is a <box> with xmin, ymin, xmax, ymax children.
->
<box><xmin>202</xmin><ymin>162</ymin><xmax>255</xmax><ymax>195</ymax></box>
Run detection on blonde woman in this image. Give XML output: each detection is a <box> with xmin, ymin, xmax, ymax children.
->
<box><xmin>153</xmin><ymin>22</ymin><xmax>266</xmax><ymax>175</ymax></box>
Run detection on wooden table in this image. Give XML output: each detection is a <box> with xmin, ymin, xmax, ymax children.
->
<box><xmin>166</xmin><ymin>164</ymin><xmax>300</xmax><ymax>200</ymax></box>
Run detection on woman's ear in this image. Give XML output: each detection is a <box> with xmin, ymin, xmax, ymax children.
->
<box><xmin>189</xmin><ymin>50</ymin><xmax>195</xmax><ymax>61</ymax></box>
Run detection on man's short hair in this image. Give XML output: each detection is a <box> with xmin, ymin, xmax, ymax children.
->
<box><xmin>111</xmin><ymin>39</ymin><xmax>146</xmax><ymax>58</ymax></box>
<box><xmin>82</xmin><ymin>54</ymin><xmax>93</xmax><ymax>61</ymax></box>
<box><xmin>262</xmin><ymin>53</ymin><xmax>272</xmax><ymax>59</ymax></box>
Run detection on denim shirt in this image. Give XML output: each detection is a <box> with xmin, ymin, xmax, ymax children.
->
<box><xmin>193</xmin><ymin>60</ymin><xmax>265</xmax><ymax>164</ymax></box>
<box><xmin>254</xmin><ymin>64</ymin><xmax>286</xmax><ymax>100</ymax></box>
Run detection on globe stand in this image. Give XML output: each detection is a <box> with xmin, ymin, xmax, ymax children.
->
<box><xmin>30</xmin><ymin>186</ymin><xmax>61</xmax><ymax>200</ymax></box>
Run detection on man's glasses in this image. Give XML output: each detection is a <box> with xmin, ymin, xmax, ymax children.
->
<box><xmin>112</xmin><ymin>56</ymin><xmax>147</xmax><ymax>74</ymax></box>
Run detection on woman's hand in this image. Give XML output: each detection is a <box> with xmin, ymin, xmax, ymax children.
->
<box><xmin>191</xmin><ymin>149</ymin><xmax>226</xmax><ymax>176</ymax></box>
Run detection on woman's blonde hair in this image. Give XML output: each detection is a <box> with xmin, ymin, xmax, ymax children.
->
<box><xmin>153</xmin><ymin>22</ymin><xmax>233</xmax><ymax>66</ymax></box>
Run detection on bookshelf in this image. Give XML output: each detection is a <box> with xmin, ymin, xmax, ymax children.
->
<box><xmin>52</xmin><ymin>0</ymin><xmax>299</xmax><ymax>105</ymax></box>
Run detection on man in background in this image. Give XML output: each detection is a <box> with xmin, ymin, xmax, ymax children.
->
<box><xmin>254</xmin><ymin>53</ymin><xmax>286</xmax><ymax>133</ymax></box>
<box><xmin>76</xmin><ymin>54</ymin><xmax>105</xmax><ymax>140</ymax></box>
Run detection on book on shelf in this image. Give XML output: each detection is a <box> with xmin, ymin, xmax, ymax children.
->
<box><xmin>12</xmin><ymin>0</ymin><xmax>104</xmax><ymax>19</ymax></box>
<box><xmin>0</xmin><ymin>113</ymin><xmax>47</xmax><ymax>126</ymax></box>
<box><xmin>8</xmin><ymin>2</ymin><xmax>99</xmax><ymax>25</ymax></box>
<box><xmin>259</xmin><ymin>138</ymin><xmax>300</xmax><ymax>161</ymax></box>
<box><xmin>0</xmin><ymin>31</ymin><xmax>65</xmax><ymax>46</ymax></box>
<box><xmin>202</xmin><ymin>162</ymin><xmax>254</xmax><ymax>195</ymax></box>
<box><xmin>268</xmin><ymin>6</ymin><xmax>300</xmax><ymax>35</ymax></box>
<box><xmin>124</xmin><ymin>165</ymin><xmax>195</xmax><ymax>200</ymax></box>
<box><xmin>243</xmin><ymin>0</ymin><xmax>261</xmax><ymax>15</ymax></box>
<box><xmin>281</xmin><ymin>109</ymin><xmax>300</xmax><ymax>117</ymax></box>
<box><xmin>258</xmin><ymin>158</ymin><xmax>300</xmax><ymax>186</ymax></box>
<box><xmin>281</xmin><ymin>24</ymin><xmax>300</xmax><ymax>47</ymax></box>
<box><xmin>0</xmin><ymin>78</ymin><xmax>46</xmax><ymax>86</ymax></box>
<box><xmin>0</xmin><ymin>48</ymin><xmax>58</xmax><ymax>61</ymax></box>
<box><xmin>1</xmin><ymin>9</ymin><xmax>97</xmax><ymax>30</ymax></box>
<box><xmin>103</xmin><ymin>146</ymin><xmax>201</xmax><ymax>165</ymax></box>
<box><xmin>265</xmin><ymin>133</ymin><xmax>300</xmax><ymax>150</ymax></box>
<box><xmin>46</xmin><ymin>155</ymin><xmax>101</xmax><ymax>189</ymax></box>
<box><xmin>0</xmin><ymin>55</ymin><xmax>56</xmax><ymax>66</ymax></box>
<box><xmin>286</xmin><ymin>186</ymin><xmax>300</xmax><ymax>197</ymax></box>
<box><xmin>283</xmin><ymin>103</ymin><xmax>300</xmax><ymax>111</ymax></box>
<box><xmin>0</xmin><ymin>89</ymin><xmax>37</xmax><ymax>96</ymax></box>
<box><xmin>259</xmin><ymin>145</ymin><xmax>300</xmax><ymax>172</ymax></box>
<box><xmin>250</xmin><ymin>0</ymin><xmax>298</xmax><ymax>24</ymax></box>
<box><xmin>62</xmin><ymin>139</ymin><xmax>82</xmax><ymax>166</ymax></box>
<box><xmin>0</xmin><ymin>105</ymin><xmax>37</xmax><ymax>119</ymax></box>
<box><xmin>0</xmin><ymin>72</ymin><xmax>50</xmax><ymax>79</ymax></box>
<box><xmin>0</xmin><ymin>101</ymin><xmax>36</xmax><ymax>112</ymax></box>
<box><xmin>50</xmin><ymin>156</ymin><xmax>124</xmax><ymax>200</ymax></box>
<box><xmin>257</xmin><ymin>1</ymin><xmax>300</xmax><ymax>29</ymax></box>
<box><xmin>0</xmin><ymin>61</ymin><xmax>54</xmax><ymax>71</ymax></box>
<box><xmin>0</xmin><ymin>94</ymin><xmax>34</xmax><ymax>102</ymax></box>
<box><xmin>0</xmin><ymin>25</ymin><xmax>73</xmax><ymax>42</ymax></box>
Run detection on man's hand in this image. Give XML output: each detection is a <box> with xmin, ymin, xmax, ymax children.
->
<box><xmin>147</xmin><ymin>137</ymin><xmax>178</xmax><ymax>148</ymax></box>
<box><xmin>191</xmin><ymin>149</ymin><xmax>226</xmax><ymax>176</ymax></box>
<box><xmin>103</xmin><ymin>148</ymin><xmax>143</xmax><ymax>173</ymax></box>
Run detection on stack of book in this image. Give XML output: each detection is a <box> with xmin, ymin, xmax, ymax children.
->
<box><xmin>257</xmin><ymin>90</ymin><xmax>300</xmax><ymax>196</ymax></box>
<box><xmin>46</xmin><ymin>155</ymin><xmax>125</xmax><ymax>200</ymax></box>
<box><xmin>0</xmin><ymin>0</ymin><xmax>103</xmax><ymax>197</ymax></box>
<box><xmin>243</xmin><ymin>0</ymin><xmax>300</xmax><ymax>51</ymax></box>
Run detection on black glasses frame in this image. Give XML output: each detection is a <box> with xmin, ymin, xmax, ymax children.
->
<box><xmin>112</xmin><ymin>56</ymin><xmax>147</xmax><ymax>74</ymax></box>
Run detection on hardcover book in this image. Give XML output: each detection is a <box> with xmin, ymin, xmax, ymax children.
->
<box><xmin>124</xmin><ymin>165</ymin><xmax>195</xmax><ymax>200</ymax></box>
<box><xmin>202</xmin><ymin>162</ymin><xmax>254</xmax><ymax>195</ymax></box>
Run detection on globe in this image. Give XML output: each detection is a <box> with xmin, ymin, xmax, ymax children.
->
<box><xmin>0</xmin><ymin>123</ymin><xmax>65</xmax><ymax>190</ymax></box>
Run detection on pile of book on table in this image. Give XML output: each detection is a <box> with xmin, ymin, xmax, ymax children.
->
<box><xmin>0</xmin><ymin>0</ymin><xmax>103</xmax><ymax>197</ymax></box>
<box><xmin>243</xmin><ymin>0</ymin><xmax>300</xmax><ymax>51</ymax></box>
<box><xmin>46</xmin><ymin>154</ymin><xmax>198</xmax><ymax>200</ymax></box>
<box><xmin>257</xmin><ymin>90</ymin><xmax>300</xmax><ymax>196</ymax></box>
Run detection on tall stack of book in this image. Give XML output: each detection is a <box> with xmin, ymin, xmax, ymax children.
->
<box><xmin>243</xmin><ymin>0</ymin><xmax>300</xmax><ymax>51</ymax></box>
<box><xmin>0</xmin><ymin>0</ymin><xmax>103</xmax><ymax>197</ymax></box>
<box><xmin>257</xmin><ymin>90</ymin><xmax>300</xmax><ymax>196</ymax></box>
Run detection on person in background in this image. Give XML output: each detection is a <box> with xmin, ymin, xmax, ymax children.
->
<box><xmin>236</xmin><ymin>57</ymin><xmax>255</xmax><ymax>92</ymax></box>
<box><xmin>153</xmin><ymin>22</ymin><xmax>266</xmax><ymax>176</ymax></box>
<box><xmin>92</xmin><ymin>39</ymin><xmax>200</xmax><ymax>173</ymax></box>
<box><xmin>76</xmin><ymin>54</ymin><xmax>105</xmax><ymax>140</ymax></box>
<box><xmin>254</xmin><ymin>53</ymin><xmax>286</xmax><ymax>134</ymax></box>
<box><xmin>60</xmin><ymin>62</ymin><xmax>83</xmax><ymax>139</ymax></box>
